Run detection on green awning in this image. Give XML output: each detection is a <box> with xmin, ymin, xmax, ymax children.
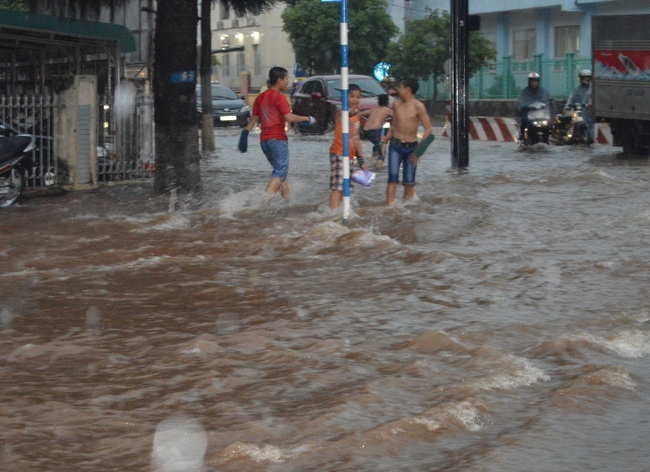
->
<box><xmin>0</xmin><ymin>9</ymin><xmax>136</xmax><ymax>52</ymax></box>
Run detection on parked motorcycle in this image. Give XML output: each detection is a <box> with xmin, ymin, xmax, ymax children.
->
<box><xmin>552</xmin><ymin>103</ymin><xmax>591</xmax><ymax>145</ymax></box>
<box><xmin>518</xmin><ymin>101</ymin><xmax>552</xmax><ymax>146</ymax></box>
<box><xmin>0</xmin><ymin>135</ymin><xmax>35</xmax><ymax>207</ymax></box>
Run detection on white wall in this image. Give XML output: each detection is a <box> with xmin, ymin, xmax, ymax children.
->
<box><xmin>209</xmin><ymin>3</ymin><xmax>296</xmax><ymax>92</ymax></box>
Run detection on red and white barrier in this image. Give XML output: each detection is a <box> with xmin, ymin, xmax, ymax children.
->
<box><xmin>442</xmin><ymin>117</ymin><xmax>517</xmax><ymax>141</ymax></box>
<box><xmin>441</xmin><ymin>117</ymin><xmax>615</xmax><ymax>145</ymax></box>
<box><xmin>595</xmin><ymin>123</ymin><xmax>613</xmax><ymax>145</ymax></box>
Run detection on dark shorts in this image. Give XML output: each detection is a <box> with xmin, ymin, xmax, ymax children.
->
<box><xmin>362</xmin><ymin>128</ymin><xmax>385</xmax><ymax>160</ymax></box>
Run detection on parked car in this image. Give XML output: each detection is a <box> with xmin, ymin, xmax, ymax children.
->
<box><xmin>291</xmin><ymin>74</ymin><xmax>394</xmax><ymax>134</ymax></box>
<box><xmin>196</xmin><ymin>83</ymin><xmax>250</xmax><ymax>127</ymax></box>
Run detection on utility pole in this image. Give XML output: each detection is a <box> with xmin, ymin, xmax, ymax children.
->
<box><xmin>450</xmin><ymin>0</ymin><xmax>469</xmax><ymax>169</ymax></box>
<box><xmin>200</xmin><ymin>0</ymin><xmax>215</xmax><ymax>151</ymax></box>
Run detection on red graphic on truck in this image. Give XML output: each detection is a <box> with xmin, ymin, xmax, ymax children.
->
<box><xmin>594</xmin><ymin>50</ymin><xmax>650</xmax><ymax>79</ymax></box>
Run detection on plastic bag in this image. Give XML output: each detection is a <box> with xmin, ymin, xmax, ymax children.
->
<box><xmin>351</xmin><ymin>169</ymin><xmax>376</xmax><ymax>187</ymax></box>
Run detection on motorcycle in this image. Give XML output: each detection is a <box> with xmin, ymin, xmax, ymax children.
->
<box><xmin>0</xmin><ymin>134</ymin><xmax>35</xmax><ymax>207</ymax></box>
<box><xmin>552</xmin><ymin>103</ymin><xmax>591</xmax><ymax>145</ymax></box>
<box><xmin>518</xmin><ymin>101</ymin><xmax>552</xmax><ymax>146</ymax></box>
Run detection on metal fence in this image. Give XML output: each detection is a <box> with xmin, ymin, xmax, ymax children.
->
<box><xmin>0</xmin><ymin>94</ymin><xmax>56</xmax><ymax>187</ymax></box>
<box><xmin>1</xmin><ymin>86</ymin><xmax>154</xmax><ymax>188</ymax></box>
<box><xmin>419</xmin><ymin>53</ymin><xmax>592</xmax><ymax>101</ymax></box>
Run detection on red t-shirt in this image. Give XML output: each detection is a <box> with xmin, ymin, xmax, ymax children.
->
<box><xmin>252</xmin><ymin>89</ymin><xmax>291</xmax><ymax>142</ymax></box>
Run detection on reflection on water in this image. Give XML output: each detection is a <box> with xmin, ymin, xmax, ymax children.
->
<box><xmin>1</xmin><ymin>129</ymin><xmax>649</xmax><ymax>471</ymax></box>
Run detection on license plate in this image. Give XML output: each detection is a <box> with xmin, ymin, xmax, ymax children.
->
<box><xmin>220</xmin><ymin>116</ymin><xmax>237</xmax><ymax>121</ymax></box>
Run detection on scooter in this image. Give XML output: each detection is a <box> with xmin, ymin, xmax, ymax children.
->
<box><xmin>0</xmin><ymin>134</ymin><xmax>35</xmax><ymax>207</ymax></box>
<box><xmin>518</xmin><ymin>101</ymin><xmax>552</xmax><ymax>146</ymax></box>
<box><xmin>552</xmin><ymin>103</ymin><xmax>591</xmax><ymax>145</ymax></box>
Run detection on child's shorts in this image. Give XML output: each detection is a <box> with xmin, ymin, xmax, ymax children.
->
<box><xmin>387</xmin><ymin>141</ymin><xmax>417</xmax><ymax>186</ymax></box>
<box><xmin>261</xmin><ymin>138</ymin><xmax>289</xmax><ymax>181</ymax></box>
<box><xmin>329</xmin><ymin>153</ymin><xmax>358</xmax><ymax>191</ymax></box>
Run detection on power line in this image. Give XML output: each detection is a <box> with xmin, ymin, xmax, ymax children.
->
<box><xmin>386</xmin><ymin>1</ymin><xmax>434</xmax><ymax>14</ymax></box>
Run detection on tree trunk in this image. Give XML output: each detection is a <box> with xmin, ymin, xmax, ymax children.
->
<box><xmin>200</xmin><ymin>0</ymin><xmax>215</xmax><ymax>152</ymax></box>
<box><xmin>153</xmin><ymin>0</ymin><xmax>202</xmax><ymax>196</ymax></box>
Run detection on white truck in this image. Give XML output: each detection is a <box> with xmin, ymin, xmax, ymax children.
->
<box><xmin>592</xmin><ymin>14</ymin><xmax>650</xmax><ymax>155</ymax></box>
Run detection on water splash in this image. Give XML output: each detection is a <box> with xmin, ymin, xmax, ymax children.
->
<box><xmin>151</xmin><ymin>416</ymin><xmax>207</xmax><ymax>472</ymax></box>
<box><xmin>85</xmin><ymin>306</ymin><xmax>102</xmax><ymax>331</ymax></box>
<box><xmin>0</xmin><ymin>305</ymin><xmax>13</xmax><ymax>329</ymax></box>
<box><xmin>113</xmin><ymin>79</ymin><xmax>137</xmax><ymax>121</ymax></box>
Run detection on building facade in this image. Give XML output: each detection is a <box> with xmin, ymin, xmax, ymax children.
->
<box><xmin>97</xmin><ymin>0</ymin><xmax>155</xmax><ymax>80</ymax></box>
<box><xmin>408</xmin><ymin>0</ymin><xmax>650</xmax><ymax>61</ymax></box>
<box><xmin>207</xmin><ymin>1</ymin><xmax>296</xmax><ymax>91</ymax></box>
<box><xmin>404</xmin><ymin>0</ymin><xmax>650</xmax><ymax>99</ymax></box>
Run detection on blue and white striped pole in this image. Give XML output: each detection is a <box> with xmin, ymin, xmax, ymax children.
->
<box><xmin>340</xmin><ymin>0</ymin><xmax>350</xmax><ymax>223</ymax></box>
<box><xmin>322</xmin><ymin>0</ymin><xmax>349</xmax><ymax>222</ymax></box>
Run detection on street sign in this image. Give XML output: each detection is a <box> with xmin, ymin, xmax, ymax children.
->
<box><xmin>374</xmin><ymin>62</ymin><xmax>391</xmax><ymax>81</ymax></box>
<box><xmin>170</xmin><ymin>70</ymin><xmax>196</xmax><ymax>84</ymax></box>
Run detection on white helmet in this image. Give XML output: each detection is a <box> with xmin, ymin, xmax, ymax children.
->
<box><xmin>527</xmin><ymin>72</ymin><xmax>540</xmax><ymax>87</ymax></box>
<box><xmin>579</xmin><ymin>69</ymin><xmax>592</xmax><ymax>85</ymax></box>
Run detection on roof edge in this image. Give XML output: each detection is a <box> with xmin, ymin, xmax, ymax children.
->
<box><xmin>0</xmin><ymin>8</ymin><xmax>136</xmax><ymax>52</ymax></box>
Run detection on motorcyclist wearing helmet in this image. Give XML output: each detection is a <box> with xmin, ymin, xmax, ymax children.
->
<box><xmin>567</xmin><ymin>69</ymin><xmax>593</xmax><ymax>143</ymax></box>
<box><xmin>516</xmin><ymin>72</ymin><xmax>553</xmax><ymax>139</ymax></box>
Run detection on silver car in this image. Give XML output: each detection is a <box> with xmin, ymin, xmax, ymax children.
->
<box><xmin>196</xmin><ymin>83</ymin><xmax>251</xmax><ymax>127</ymax></box>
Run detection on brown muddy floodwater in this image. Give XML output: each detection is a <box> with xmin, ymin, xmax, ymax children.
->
<box><xmin>1</xmin><ymin>127</ymin><xmax>649</xmax><ymax>471</ymax></box>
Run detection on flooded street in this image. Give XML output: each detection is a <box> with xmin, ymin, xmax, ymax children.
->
<box><xmin>1</xmin><ymin>126</ymin><xmax>649</xmax><ymax>471</ymax></box>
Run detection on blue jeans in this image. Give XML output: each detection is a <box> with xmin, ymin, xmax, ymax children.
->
<box><xmin>387</xmin><ymin>143</ymin><xmax>417</xmax><ymax>186</ymax></box>
<box><xmin>260</xmin><ymin>139</ymin><xmax>289</xmax><ymax>181</ymax></box>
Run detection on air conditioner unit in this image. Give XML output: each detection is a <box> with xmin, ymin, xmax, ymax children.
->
<box><xmin>216</xmin><ymin>21</ymin><xmax>224</xmax><ymax>29</ymax></box>
<box><xmin>231</xmin><ymin>19</ymin><xmax>239</xmax><ymax>27</ymax></box>
<box><xmin>247</xmin><ymin>18</ymin><xmax>256</xmax><ymax>26</ymax></box>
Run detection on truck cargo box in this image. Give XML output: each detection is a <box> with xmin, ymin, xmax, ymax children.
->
<box><xmin>593</xmin><ymin>14</ymin><xmax>650</xmax><ymax>154</ymax></box>
<box><xmin>593</xmin><ymin>14</ymin><xmax>650</xmax><ymax>120</ymax></box>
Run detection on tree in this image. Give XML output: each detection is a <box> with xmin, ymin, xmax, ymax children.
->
<box><xmin>281</xmin><ymin>0</ymin><xmax>398</xmax><ymax>76</ymax></box>
<box><xmin>153</xmin><ymin>0</ymin><xmax>202</xmax><ymax>196</ymax></box>
<box><xmin>385</xmin><ymin>9</ymin><xmax>495</xmax><ymax>100</ymax></box>
<box><xmin>24</xmin><ymin>0</ymin><xmax>127</xmax><ymax>16</ymax></box>
<box><xmin>0</xmin><ymin>0</ymin><xmax>28</xmax><ymax>10</ymax></box>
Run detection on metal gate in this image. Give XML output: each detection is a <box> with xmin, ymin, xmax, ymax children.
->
<box><xmin>0</xmin><ymin>94</ymin><xmax>56</xmax><ymax>187</ymax></box>
<box><xmin>1</xmin><ymin>84</ymin><xmax>154</xmax><ymax>189</ymax></box>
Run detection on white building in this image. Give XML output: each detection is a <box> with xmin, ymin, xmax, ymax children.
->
<box><xmin>206</xmin><ymin>1</ymin><xmax>296</xmax><ymax>92</ymax></box>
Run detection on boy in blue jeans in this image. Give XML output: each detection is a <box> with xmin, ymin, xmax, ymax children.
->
<box><xmin>381</xmin><ymin>78</ymin><xmax>432</xmax><ymax>205</ymax></box>
<box><xmin>239</xmin><ymin>67</ymin><xmax>314</xmax><ymax>198</ymax></box>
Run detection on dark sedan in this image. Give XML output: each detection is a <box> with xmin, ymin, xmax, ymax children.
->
<box><xmin>196</xmin><ymin>83</ymin><xmax>251</xmax><ymax>127</ymax></box>
<box><xmin>291</xmin><ymin>74</ymin><xmax>393</xmax><ymax>134</ymax></box>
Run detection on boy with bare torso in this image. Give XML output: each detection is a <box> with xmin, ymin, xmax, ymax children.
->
<box><xmin>381</xmin><ymin>78</ymin><xmax>432</xmax><ymax>205</ymax></box>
